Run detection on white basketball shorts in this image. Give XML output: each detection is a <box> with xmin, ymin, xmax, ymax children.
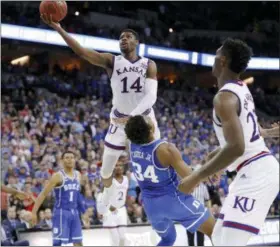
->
<box><xmin>217</xmin><ymin>152</ymin><xmax>279</xmax><ymax>235</ymax></box>
<box><xmin>103</xmin><ymin>206</ymin><xmax>128</xmax><ymax>228</ymax></box>
<box><xmin>104</xmin><ymin>108</ymin><xmax>160</xmax><ymax>150</ymax></box>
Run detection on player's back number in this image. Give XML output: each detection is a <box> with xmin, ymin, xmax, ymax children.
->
<box><xmin>132</xmin><ymin>162</ymin><xmax>159</xmax><ymax>183</ymax></box>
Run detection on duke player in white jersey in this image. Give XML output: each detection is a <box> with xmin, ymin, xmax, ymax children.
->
<box><xmin>97</xmin><ymin>156</ymin><xmax>129</xmax><ymax>246</ymax></box>
<box><xmin>179</xmin><ymin>38</ymin><xmax>280</xmax><ymax>246</ymax></box>
<box><xmin>41</xmin><ymin>15</ymin><xmax>160</xmax><ymax>214</ymax></box>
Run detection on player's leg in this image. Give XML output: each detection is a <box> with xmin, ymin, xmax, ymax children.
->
<box><xmin>116</xmin><ymin>207</ymin><xmax>128</xmax><ymax>246</ymax></box>
<box><xmin>141</xmin><ymin>196</ymin><xmax>176</xmax><ymax>246</ymax></box>
<box><xmin>197</xmin><ymin>231</ymin><xmax>205</xmax><ymax>246</ymax></box>
<box><xmin>70</xmin><ymin>210</ymin><xmax>83</xmax><ymax>246</ymax></box>
<box><xmin>109</xmin><ymin>228</ymin><xmax>121</xmax><ymax>246</ymax></box>
<box><xmin>216</xmin><ymin>156</ymin><xmax>279</xmax><ymax>246</ymax></box>
<box><xmin>149</xmin><ymin>110</ymin><xmax>160</xmax><ymax>140</ymax></box>
<box><xmin>100</xmin><ymin>123</ymin><xmax>126</xmax><ymax>213</ymax></box>
<box><xmin>52</xmin><ymin>209</ymin><xmax>70</xmax><ymax>246</ymax></box>
<box><xmin>196</xmin><ymin>213</ymin><xmax>215</xmax><ymax>238</ymax></box>
<box><xmin>103</xmin><ymin>211</ymin><xmax>119</xmax><ymax>245</ymax></box>
<box><xmin>186</xmin><ymin>231</ymin><xmax>195</xmax><ymax>246</ymax></box>
<box><xmin>170</xmin><ymin>193</ymin><xmax>214</xmax><ymax>240</ymax></box>
<box><xmin>153</xmin><ymin>219</ymin><xmax>177</xmax><ymax>246</ymax></box>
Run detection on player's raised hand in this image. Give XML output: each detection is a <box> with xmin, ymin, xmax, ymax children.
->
<box><xmin>40</xmin><ymin>14</ymin><xmax>61</xmax><ymax>30</ymax></box>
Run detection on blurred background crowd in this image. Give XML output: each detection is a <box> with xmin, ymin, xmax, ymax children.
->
<box><xmin>2</xmin><ymin>1</ymin><xmax>279</xmax><ymax>56</ymax></box>
<box><xmin>1</xmin><ymin>1</ymin><xmax>279</xmax><ymax>245</ymax></box>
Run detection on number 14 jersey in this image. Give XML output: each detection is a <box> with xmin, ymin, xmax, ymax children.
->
<box><xmin>110</xmin><ymin>55</ymin><xmax>150</xmax><ymax>115</ymax></box>
<box><xmin>213</xmin><ymin>80</ymin><xmax>269</xmax><ymax>172</ymax></box>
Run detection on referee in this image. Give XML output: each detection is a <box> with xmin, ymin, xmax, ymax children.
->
<box><xmin>186</xmin><ymin>178</ymin><xmax>211</xmax><ymax>246</ymax></box>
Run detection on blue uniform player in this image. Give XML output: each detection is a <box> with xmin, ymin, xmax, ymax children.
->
<box><xmin>124</xmin><ymin>115</ymin><xmax>215</xmax><ymax>246</ymax></box>
<box><xmin>32</xmin><ymin>151</ymin><xmax>83</xmax><ymax>246</ymax></box>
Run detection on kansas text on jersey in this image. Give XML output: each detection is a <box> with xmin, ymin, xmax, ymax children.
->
<box><xmin>110</xmin><ymin>55</ymin><xmax>149</xmax><ymax>115</ymax></box>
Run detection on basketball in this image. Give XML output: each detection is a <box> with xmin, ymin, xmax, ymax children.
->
<box><xmin>39</xmin><ymin>0</ymin><xmax>67</xmax><ymax>22</ymax></box>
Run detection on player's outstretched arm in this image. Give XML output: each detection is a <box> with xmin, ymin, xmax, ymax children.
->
<box><xmin>179</xmin><ymin>92</ymin><xmax>245</xmax><ymax>193</ymax></box>
<box><xmin>156</xmin><ymin>143</ymin><xmax>193</xmax><ymax>179</ymax></box>
<box><xmin>259</xmin><ymin>122</ymin><xmax>280</xmax><ymax>138</ymax></box>
<box><xmin>31</xmin><ymin>172</ymin><xmax>62</xmax><ymax>225</ymax></box>
<box><xmin>1</xmin><ymin>185</ymin><xmax>30</xmax><ymax>200</ymax></box>
<box><xmin>40</xmin><ymin>14</ymin><xmax>113</xmax><ymax>69</ymax></box>
<box><xmin>129</xmin><ymin>60</ymin><xmax>158</xmax><ymax>116</ymax></box>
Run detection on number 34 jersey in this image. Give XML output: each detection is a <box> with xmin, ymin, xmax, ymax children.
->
<box><xmin>130</xmin><ymin>139</ymin><xmax>180</xmax><ymax>198</ymax></box>
<box><xmin>213</xmin><ymin>80</ymin><xmax>269</xmax><ymax>172</ymax></box>
<box><xmin>110</xmin><ymin>55</ymin><xmax>150</xmax><ymax>115</ymax></box>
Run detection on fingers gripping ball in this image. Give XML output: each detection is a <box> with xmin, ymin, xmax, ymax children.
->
<box><xmin>39</xmin><ymin>0</ymin><xmax>68</xmax><ymax>22</ymax></box>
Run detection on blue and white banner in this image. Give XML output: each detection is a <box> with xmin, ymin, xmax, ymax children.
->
<box><xmin>1</xmin><ymin>24</ymin><xmax>279</xmax><ymax>70</ymax></box>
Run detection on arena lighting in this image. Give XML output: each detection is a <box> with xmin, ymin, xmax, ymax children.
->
<box><xmin>1</xmin><ymin>24</ymin><xmax>279</xmax><ymax>70</ymax></box>
<box><xmin>11</xmin><ymin>55</ymin><xmax>30</xmax><ymax>65</ymax></box>
<box><xmin>147</xmin><ymin>46</ymin><xmax>190</xmax><ymax>62</ymax></box>
<box><xmin>169</xmin><ymin>28</ymin><xmax>173</xmax><ymax>33</ymax></box>
<box><xmin>75</xmin><ymin>11</ymin><xmax>79</xmax><ymax>16</ymax></box>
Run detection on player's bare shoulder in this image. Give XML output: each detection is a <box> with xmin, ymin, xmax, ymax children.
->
<box><xmin>147</xmin><ymin>59</ymin><xmax>157</xmax><ymax>79</ymax></box>
<box><xmin>214</xmin><ymin>90</ymin><xmax>240</xmax><ymax>116</ymax></box>
<box><xmin>155</xmin><ymin>142</ymin><xmax>177</xmax><ymax>167</ymax></box>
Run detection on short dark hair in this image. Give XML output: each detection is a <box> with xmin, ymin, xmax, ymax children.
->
<box><xmin>62</xmin><ymin>151</ymin><xmax>76</xmax><ymax>159</ymax></box>
<box><xmin>221</xmin><ymin>38</ymin><xmax>253</xmax><ymax>74</ymax></box>
<box><xmin>121</xmin><ymin>29</ymin><xmax>139</xmax><ymax>40</ymax></box>
<box><xmin>125</xmin><ymin>116</ymin><xmax>151</xmax><ymax>144</ymax></box>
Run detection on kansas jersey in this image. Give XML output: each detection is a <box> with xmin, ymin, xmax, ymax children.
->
<box><xmin>54</xmin><ymin>170</ymin><xmax>81</xmax><ymax>210</ymax></box>
<box><xmin>130</xmin><ymin>139</ymin><xmax>179</xmax><ymax>198</ymax></box>
<box><xmin>111</xmin><ymin>176</ymin><xmax>129</xmax><ymax>208</ymax></box>
<box><xmin>213</xmin><ymin>80</ymin><xmax>269</xmax><ymax>171</ymax></box>
<box><xmin>110</xmin><ymin>55</ymin><xmax>149</xmax><ymax>115</ymax></box>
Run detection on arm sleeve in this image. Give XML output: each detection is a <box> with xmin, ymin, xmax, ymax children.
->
<box><xmin>130</xmin><ymin>78</ymin><xmax>158</xmax><ymax>116</ymax></box>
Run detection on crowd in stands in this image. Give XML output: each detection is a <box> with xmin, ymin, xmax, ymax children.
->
<box><xmin>1</xmin><ymin>62</ymin><xmax>279</xmax><ymax>240</ymax></box>
<box><xmin>2</xmin><ymin>1</ymin><xmax>279</xmax><ymax>56</ymax></box>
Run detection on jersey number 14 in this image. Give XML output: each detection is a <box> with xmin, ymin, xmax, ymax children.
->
<box><xmin>121</xmin><ymin>77</ymin><xmax>142</xmax><ymax>93</ymax></box>
<box><xmin>132</xmin><ymin>162</ymin><xmax>159</xmax><ymax>183</ymax></box>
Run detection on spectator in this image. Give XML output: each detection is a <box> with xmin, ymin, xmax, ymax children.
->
<box><xmin>1</xmin><ymin>207</ymin><xmax>29</xmax><ymax>246</ymax></box>
<box><xmin>38</xmin><ymin>208</ymin><xmax>53</xmax><ymax>229</ymax></box>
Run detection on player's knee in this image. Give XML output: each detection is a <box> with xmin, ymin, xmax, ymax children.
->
<box><xmin>157</xmin><ymin>226</ymin><xmax>176</xmax><ymax>246</ymax></box>
<box><xmin>102</xmin><ymin>176</ymin><xmax>113</xmax><ymax>188</ymax></box>
<box><xmin>101</xmin><ymin>147</ymin><xmax>123</xmax><ymax>179</ymax></box>
<box><xmin>53</xmin><ymin>240</ymin><xmax>62</xmax><ymax>246</ymax></box>
<box><xmin>198</xmin><ymin>215</ymin><xmax>215</xmax><ymax>238</ymax></box>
